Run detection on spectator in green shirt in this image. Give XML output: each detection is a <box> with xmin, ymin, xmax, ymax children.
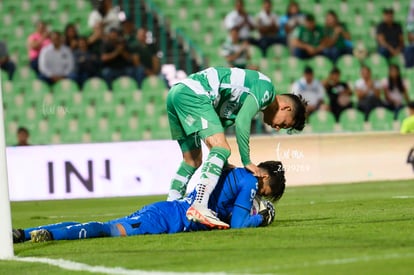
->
<box><xmin>400</xmin><ymin>102</ymin><xmax>414</xmax><ymax>134</ymax></box>
<box><xmin>291</xmin><ymin>14</ymin><xmax>326</xmax><ymax>59</ymax></box>
<box><xmin>322</xmin><ymin>10</ymin><xmax>353</xmax><ymax>63</ymax></box>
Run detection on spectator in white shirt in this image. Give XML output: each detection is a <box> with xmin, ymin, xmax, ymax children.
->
<box><xmin>224</xmin><ymin>0</ymin><xmax>256</xmax><ymax>43</ymax></box>
<box><xmin>354</xmin><ymin>65</ymin><xmax>385</xmax><ymax>119</ymax></box>
<box><xmin>291</xmin><ymin>66</ymin><xmax>327</xmax><ymax>115</ymax></box>
<box><xmin>39</xmin><ymin>31</ymin><xmax>74</xmax><ymax>85</ymax></box>
<box><xmin>256</xmin><ymin>0</ymin><xmax>286</xmax><ymax>56</ymax></box>
<box><xmin>88</xmin><ymin>0</ymin><xmax>121</xmax><ymax>33</ymax></box>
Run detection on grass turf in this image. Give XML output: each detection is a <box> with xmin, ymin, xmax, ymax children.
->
<box><xmin>2</xmin><ymin>179</ymin><xmax>414</xmax><ymax>274</ymax></box>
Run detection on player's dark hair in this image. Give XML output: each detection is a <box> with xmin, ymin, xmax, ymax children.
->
<box><xmin>281</xmin><ymin>93</ymin><xmax>308</xmax><ymax>133</ymax></box>
<box><xmin>258</xmin><ymin>161</ymin><xmax>285</xmax><ymax>202</ymax></box>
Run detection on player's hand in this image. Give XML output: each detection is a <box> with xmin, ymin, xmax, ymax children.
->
<box><xmin>245</xmin><ymin>163</ymin><xmax>265</xmax><ymax>177</ymax></box>
<box><xmin>259</xmin><ymin>201</ymin><xmax>276</xmax><ymax>226</ymax></box>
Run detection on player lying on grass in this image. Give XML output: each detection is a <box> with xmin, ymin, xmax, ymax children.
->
<box><xmin>13</xmin><ymin>161</ymin><xmax>285</xmax><ymax>243</ymax></box>
<box><xmin>166</xmin><ymin>66</ymin><xmax>307</xmax><ymax>229</ymax></box>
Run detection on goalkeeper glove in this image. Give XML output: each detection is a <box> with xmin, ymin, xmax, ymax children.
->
<box><xmin>259</xmin><ymin>200</ymin><xmax>275</xmax><ymax>226</ymax></box>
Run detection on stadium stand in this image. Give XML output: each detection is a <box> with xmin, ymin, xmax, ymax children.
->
<box><xmin>1</xmin><ymin>0</ymin><xmax>413</xmax><ymax>146</ymax></box>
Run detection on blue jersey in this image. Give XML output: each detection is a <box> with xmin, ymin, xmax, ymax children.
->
<box><xmin>25</xmin><ymin>168</ymin><xmax>263</xmax><ymax>241</ymax></box>
<box><xmin>186</xmin><ymin>167</ymin><xmax>263</xmax><ymax>229</ymax></box>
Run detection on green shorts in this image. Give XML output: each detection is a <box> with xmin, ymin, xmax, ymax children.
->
<box><xmin>167</xmin><ymin>83</ymin><xmax>224</xmax><ymax>150</ymax></box>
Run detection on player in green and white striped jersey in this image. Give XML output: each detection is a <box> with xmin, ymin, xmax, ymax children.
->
<box><xmin>166</xmin><ymin>67</ymin><xmax>307</xmax><ymax>229</ymax></box>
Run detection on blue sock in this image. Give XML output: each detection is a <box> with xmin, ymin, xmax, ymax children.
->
<box><xmin>49</xmin><ymin>222</ymin><xmax>112</xmax><ymax>240</ymax></box>
<box><xmin>24</xmin><ymin>222</ymin><xmax>79</xmax><ymax>241</ymax></box>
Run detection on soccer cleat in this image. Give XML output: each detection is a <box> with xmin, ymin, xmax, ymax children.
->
<box><xmin>186</xmin><ymin>204</ymin><xmax>230</xmax><ymax>230</ymax></box>
<box><xmin>12</xmin><ymin>229</ymin><xmax>25</xmax><ymax>243</ymax></box>
<box><xmin>30</xmin><ymin>229</ymin><xmax>53</xmax><ymax>243</ymax></box>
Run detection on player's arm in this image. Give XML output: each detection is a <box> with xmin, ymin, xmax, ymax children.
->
<box><xmin>235</xmin><ymin>94</ymin><xmax>260</xmax><ymax>168</ymax></box>
<box><xmin>230</xmin><ymin>179</ymin><xmax>262</xmax><ymax>228</ymax></box>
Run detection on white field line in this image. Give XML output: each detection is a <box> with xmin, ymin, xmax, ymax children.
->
<box><xmin>392</xmin><ymin>196</ymin><xmax>414</xmax><ymax>199</ymax></box>
<box><xmin>6</xmin><ymin>253</ymin><xmax>414</xmax><ymax>274</ymax></box>
<box><xmin>9</xmin><ymin>257</ymin><xmax>230</xmax><ymax>275</ymax></box>
<box><xmin>274</xmin><ymin>253</ymin><xmax>414</xmax><ymax>271</ymax></box>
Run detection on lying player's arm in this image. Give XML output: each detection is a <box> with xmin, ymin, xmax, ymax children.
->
<box><xmin>235</xmin><ymin>94</ymin><xmax>260</xmax><ymax>167</ymax></box>
<box><xmin>230</xmin><ymin>178</ymin><xmax>263</xmax><ymax>228</ymax></box>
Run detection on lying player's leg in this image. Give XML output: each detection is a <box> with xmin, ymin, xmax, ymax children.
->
<box><xmin>13</xmin><ymin>222</ymin><xmax>80</xmax><ymax>243</ymax></box>
<box><xmin>108</xmin><ymin>201</ymin><xmax>191</xmax><ymax>235</ymax></box>
<box><xmin>30</xmin><ymin>221</ymin><xmax>113</xmax><ymax>242</ymax></box>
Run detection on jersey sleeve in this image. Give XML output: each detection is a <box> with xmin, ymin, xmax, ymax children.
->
<box><xmin>230</xmin><ymin>176</ymin><xmax>262</xmax><ymax>228</ymax></box>
<box><xmin>235</xmin><ymin>94</ymin><xmax>259</xmax><ymax>166</ymax></box>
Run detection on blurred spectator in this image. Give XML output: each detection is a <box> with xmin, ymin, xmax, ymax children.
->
<box><xmin>64</xmin><ymin>23</ymin><xmax>79</xmax><ymax>50</ymax></box>
<box><xmin>0</xmin><ymin>41</ymin><xmax>16</xmax><ymax>80</ymax></box>
<box><xmin>404</xmin><ymin>0</ymin><xmax>414</xmax><ymax>68</ymax></box>
<box><xmin>291</xmin><ymin>66</ymin><xmax>327</xmax><ymax>115</ymax></box>
<box><xmin>130</xmin><ymin>27</ymin><xmax>161</xmax><ymax>87</ymax></box>
<box><xmin>27</xmin><ymin>21</ymin><xmax>51</xmax><ymax>75</ymax></box>
<box><xmin>354</xmin><ymin>65</ymin><xmax>384</xmax><ymax>119</ymax></box>
<box><xmin>400</xmin><ymin>101</ymin><xmax>414</xmax><ymax>134</ymax></box>
<box><xmin>88</xmin><ymin>22</ymin><xmax>105</xmax><ymax>57</ymax></box>
<box><xmin>322</xmin><ymin>67</ymin><xmax>352</xmax><ymax>121</ymax></box>
<box><xmin>88</xmin><ymin>0</ymin><xmax>121</xmax><ymax>33</ymax></box>
<box><xmin>101</xmin><ymin>28</ymin><xmax>134</xmax><ymax>89</ymax></box>
<box><xmin>38</xmin><ymin>31</ymin><xmax>74</xmax><ymax>85</ymax></box>
<box><xmin>279</xmin><ymin>1</ymin><xmax>305</xmax><ymax>49</ymax></box>
<box><xmin>383</xmin><ymin>64</ymin><xmax>410</xmax><ymax>116</ymax></box>
<box><xmin>15</xmin><ymin>127</ymin><xmax>30</xmax><ymax>146</ymax></box>
<box><xmin>221</xmin><ymin>28</ymin><xmax>254</xmax><ymax>69</ymax></box>
<box><xmin>121</xmin><ymin>18</ymin><xmax>136</xmax><ymax>50</ymax></box>
<box><xmin>255</xmin><ymin>0</ymin><xmax>285</xmax><ymax>56</ymax></box>
<box><xmin>322</xmin><ymin>10</ymin><xmax>353</xmax><ymax>63</ymax></box>
<box><xmin>376</xmin><ymin>8</ymin><xmax>404</xmax><ymax>59</ymax></box>
<box><xmin>224</xmin><ymin>0</ymin><xmax>256</xmax><ymax>43</ymax></box>
<box><xmin>291</xmin><ymin>14</ymin><xmax>326</xmax><ymax>60</ymax></box>
<box><xmin>71</xmin><ymin>37</ymin><xmax>100</xmax><ymax>89</ymax></box>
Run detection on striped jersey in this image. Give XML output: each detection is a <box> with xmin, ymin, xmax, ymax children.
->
<box><xmin>179</xmin><ymin>67</ymin><xmax>277</xmax><ymax>123</ymax></box>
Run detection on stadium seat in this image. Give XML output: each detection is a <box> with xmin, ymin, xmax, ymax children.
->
<box><xmin>336</xmin><ymin>55</ymin><xmax>361</xmax><ymax>82</ymax></box>
<box><xmin>112</xmin><ymin>76</ymin><xmax>139</xmax><ymax>93</ymax></box>
<box><xmin>367</xmin><ymin>107</ymin><xmax>395</xmax><ymax>131</ymax></box>
<box><xmin>266</xmin><ymin>44</ymin><xmax>289</xmax><ymax>61</ymax></box>
<box><xmin>339</xmin><ymin>109</ymin><xmax>366</xmax><ymax>132</ymax></box>
<box><xmin>82</xmin><ymin>77</ymin><xmax>110</xmax><ymax>105</ymax></box>
<box><xmin>23</xmin><ymin>79</ymin><xmax>51</xmax><ymax>107</ymax></box>
<box><xmin>120</xmin><ymin>116</ymin><xmax>143</xmax><ymax>141</ymax></box>
<box><xmin>365</xmin><ymin>53</ymin><xmax>388</xmax><ymax>80</ymax></box>
<box><xmin>14</xmin><ymin>66</ymin><xmax>37</xmax><ymax>83</ymax></box>
<box><xmin>90</xmin><ymin>117</ymin><xmax>114</xmax><ymax>143</ymax></box>
<box><xmin>277</xmin><ymin>56</ymin><xmax>305</xmax><ymax>83</ymax></box>
<box><xmin>397</xmin><ymin>107</ymin><xmax>409</xmax><ymax>123</ymax></box>
<box><xmin>308</xmin><ymin>56</ymin><xmax>333</xmax><ymax>80</ymax></box>
<box><xmin>404</xmin><ymin>69</ymin><xmax>414</xmax><ymax>99</ymax></box>
<box><xmin>309</xmin><ymin>110</ymin><xmax>337</xmax><ymax>133</ymax></box>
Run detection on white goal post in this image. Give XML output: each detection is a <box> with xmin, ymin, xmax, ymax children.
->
<box><xmin>0</xmin><ymin>70</ymin><xmax>14</xmax><ymax>258</ymax></box>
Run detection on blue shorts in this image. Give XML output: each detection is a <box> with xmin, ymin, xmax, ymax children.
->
<box><xmin>107</xmin><ymin>200</ymin><xmax>205</xmax><ymax>236</ymax></box>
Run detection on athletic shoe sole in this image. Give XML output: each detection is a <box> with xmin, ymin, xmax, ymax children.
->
<box><xmin>186</xmin><ymin>206</ymin><xmax>230</xmax><ymax>230</ymax></box>
<box><xmin>30</xmin><ymin>229</ymin><xmax>52</xmax><ymax>243</ymax></box>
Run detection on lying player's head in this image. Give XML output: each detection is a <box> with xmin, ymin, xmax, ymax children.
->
<box><xmin>262</xmin><ymin>93</ymin><xmax>308</xmax><ymax>134</ymax></box>
<box><xmin>257</xmin><ymin>161</ymin><xmax>286</xmax><ymax>202</ymax></box>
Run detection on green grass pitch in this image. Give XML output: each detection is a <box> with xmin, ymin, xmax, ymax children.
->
<box><xmin>2</xmin><ymin>179</ymin><xmax>413</xmax><ymax>274</ymax></box>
